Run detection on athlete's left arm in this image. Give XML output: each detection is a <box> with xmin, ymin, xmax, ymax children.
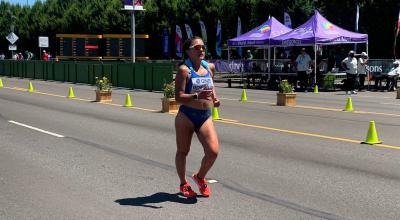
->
<box><xmin>209</xmin><ymin>63</ymin><xmax>220</xmax><ymax>107</ymax></box>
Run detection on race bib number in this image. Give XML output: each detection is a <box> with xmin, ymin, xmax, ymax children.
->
<box><xmin>191</xmin><ymin>77</ymin><xmax>214</xmax><ymax>93</ymax></box>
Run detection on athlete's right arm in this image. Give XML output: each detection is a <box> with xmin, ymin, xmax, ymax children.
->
<box><xmin>175</xmin><ymin>65</ymin><xmax>196</xmax><ymax>103</ymax></box>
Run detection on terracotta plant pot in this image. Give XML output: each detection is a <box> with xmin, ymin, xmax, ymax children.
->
<box><xmin>95</xmin><ymin>90</ymin><xmax>112</xmax><ymax>102</ymax></box>
<box><xmin>161</xmin><ymin>97</ymin><xmax>180</xmax><ymax>113</ymax></box>
<box><xmin>277</xmin><ymin>93</ymin><xmax>297</xmax><ymax>106</ymax></box>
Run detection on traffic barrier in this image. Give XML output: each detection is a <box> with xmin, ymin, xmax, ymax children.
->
<box><xmin>344</xmin><ymin>97</ymin><xmax>353</xmax><ymax>111</ymax></box>
<box><xmin>67</xmin><ymin>87</ymin><xmax>75</xmax><ymax>98</ymax></box>
<box><xmin>362</xmin><ymin>121</ymin><xmax>382</xmax><ymax>144</ymax></box>
<box><xmin>124</xmin><ymin>94</ymin><xmax>133</xmax><ymax>107</ymax></box>
<box><xmin>0</xmin><ymin>78</ymin><xmax>3</xmax><ymax>88</ymax></box>
<box><xmin>212</xmin><ymin>107</ymin><xmax>221</xmax><ymax>120</ymax></box>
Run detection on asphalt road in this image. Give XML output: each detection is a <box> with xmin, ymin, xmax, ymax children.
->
<box><xmin>1</xmin><ymin>77</ymin><xmax>400</xmax><ymax>220</ymax></box>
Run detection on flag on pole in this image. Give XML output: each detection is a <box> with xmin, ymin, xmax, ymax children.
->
<box><xmin>394</xmin><ymin>9</ymin><xmax>400</xmax><ymax>58</ymax></box>
<box><xmin>354</xmin><ymin>4</ymin><xmax>360</xmax><ymax>51</ymax></box>
<box><xmin>284</xmin><ymin>12</ymin><xmax>292</xmax><ymax>28</ymax></box>
<box><xmin>184</xmin><ymin>24</ymin><xmax>193</xmax><ymax>39</ymax></box>
<box><xmin>355</xmin><ymin>4</ymin><xmax>359</xmax><ymax>32</ymax></box>
<box><xmin>216</xmin><ymin>20</ymin><xmax>222</xmax><ymax>57</ymax></box>
<box><xmin>199</xmin><ymin>20</ymin><xmax>208</xmax><ymax>46</ymax></box>
<box><xmin>284</xmin><ymin>12</ymin><xmax>292</xmax><ymax>57</ymax></box>
<box><xmin>175</xmin><ymin>25</ymin><xmax>183</xmax><ymax>58</ymax></box>
<box><xmin>237</xmin><ymin>17</ymin><xmax>242</xmax><ymax>58</ymax></box>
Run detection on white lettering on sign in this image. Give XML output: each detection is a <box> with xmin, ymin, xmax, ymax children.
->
<box><xmin>366</xmin><ymin>65</ymin><xmax>383</xmax><ymax>73</ymax></box>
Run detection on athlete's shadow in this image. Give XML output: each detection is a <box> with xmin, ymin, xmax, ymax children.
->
<box><xmin>115</xmin><ymin>192</ymin><xmax>197</xmax><ymax>208</ymax></box>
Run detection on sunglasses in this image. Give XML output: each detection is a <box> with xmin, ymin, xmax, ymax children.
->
<box><xmin>189</xmin><ymin>44</ymin><xmax>206</xmax><ymax>51</ymax></box>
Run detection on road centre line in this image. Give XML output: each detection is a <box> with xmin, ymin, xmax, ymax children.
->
<box><xmin>220</xmin><ymin>97</ymin><xmax>400</xmax><ymax>117</ymax></box>
<box><xmin>5</xmin><ymin>86</ymin><xmax>158</xmax><ymax>112</ymax></box>
<box><xmin>217</xmin><ymin>120</ymin><xmax>400</xmax><ymax>150</ymax></box>
<box><xmin>4</xmin><ymin>86</ymin><xmax>400</xmax><ymax>150</ymax></box>
<box><xmin>8</xmin><ymin>120</ymin><xmax>65</xmax><ymax>138</ymax></box>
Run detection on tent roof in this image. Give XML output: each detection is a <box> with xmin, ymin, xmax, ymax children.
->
<box><xmin>228</xmin><ymin>17</ymin><xmax>292</xmax><ymax>47</ymax></box>
<box><xmin>270</xmin><ymin>10</ymin><xmax>368</xmax><ymax>46</ymax></box>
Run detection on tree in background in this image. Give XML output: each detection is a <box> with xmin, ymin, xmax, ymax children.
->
<box><xmin>0</xmin><ymin>0</ymin><xmax>398</xmax><ymax>59</ymax></box>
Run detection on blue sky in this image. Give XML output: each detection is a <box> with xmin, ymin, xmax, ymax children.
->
<box><xmin>2</xmin><ymin>0</ymin><xmax>39</xmax><ymax>6</ymax></box>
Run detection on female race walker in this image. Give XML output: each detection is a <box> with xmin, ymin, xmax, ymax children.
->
<box><xmin>175</xmin><ymin>36</ymin><xmax>220</xmax><ymax>198</ymax></box>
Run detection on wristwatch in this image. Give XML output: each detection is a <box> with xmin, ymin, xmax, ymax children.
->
<box><xmin>192</xmin><ymin>93</ymin><xmax>198</xmax><ymax>100</ymax></box>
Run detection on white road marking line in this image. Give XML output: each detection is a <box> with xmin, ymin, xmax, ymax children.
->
<box><xmin>208</xmin><ymin>180</ymin><xmax>218</xmax><ymax>184</ymax></box>
<box><xmin>380</xmin><ymin>102</ymin><xmax>400</xmax><ymax>106</ymax></box>
<box><xmin>8</xmin><ymin>120</ymin><xmax>65</xmax><ymax>138</ymax></box>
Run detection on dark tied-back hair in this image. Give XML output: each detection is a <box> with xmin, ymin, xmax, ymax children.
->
<box><xmin>182</xmin><ymin>36</ymin><xmax>203</xmax><ymax>59</ymax></box>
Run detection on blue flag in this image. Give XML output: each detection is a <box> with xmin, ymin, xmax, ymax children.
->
<box><xmin>216</xmin><ymin>20</ymin><xmax>222</xmax><ymax>57</ymax></box>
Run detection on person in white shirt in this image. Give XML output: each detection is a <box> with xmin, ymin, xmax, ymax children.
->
<box><xmin>357</xmin><ymin>52</ymin><xmax>368</xmax><ymax>91</ymax></box>
<box><xmin>295</xmin><ymin>48</ymin><xmax>312</xmax><ymax>92</ymax></box>
<box><xmin>341</xmin><ymin>50</ymin><xmax>358</xmax><ymax>94</ymax></box>
<box><xmin>386</xmin><ymin>60</ymin><xmax>400</xmax><ymax>91</ymax></box>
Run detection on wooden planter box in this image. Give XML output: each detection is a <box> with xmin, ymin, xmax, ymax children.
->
<box><xmin>277</xmin><ymin>93</ymin><xmax>297</xmax><ymax>106</ymax></box>
<box><xmin>95</xmin><ymin>90</ymin><xmax>112</xmax><ymax>102</ymax></box>
<box><xmin>161</xmin><ymin>97</ymin><xmax>180</xmax><ymax>113</ymax></box>
<box><xmin>397</xmin><ymin>88</ymin><xmax>400</xmax><ymax>99</ymax></box>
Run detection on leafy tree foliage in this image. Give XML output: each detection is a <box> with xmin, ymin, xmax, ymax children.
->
<box><xmin>0</xmin><ymin>0</ymin><xmax>398</xmax><ymax>59</ymax></box>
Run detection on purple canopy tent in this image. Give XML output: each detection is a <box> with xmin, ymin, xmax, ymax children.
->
<box><xmin>270</xmin><ymin>10</ymin><xmax>368</xmax><ymax>84</ymax></box>
<box><xmin>228</xmin><ymin>17</ymin><xmax>292</xmax><ymax>47</ymax></box>
<box><xmin>227</xmin><ymin>17</ymin><xmax>292</xmax><ymax>73</ymax></box>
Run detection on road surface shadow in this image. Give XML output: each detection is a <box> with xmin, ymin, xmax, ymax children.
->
<box><xmin>115</xmin><ymin>192</ymin><xmax>197</xmax><ymax>208</ymax></box>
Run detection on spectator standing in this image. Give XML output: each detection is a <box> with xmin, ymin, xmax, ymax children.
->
<box><xmin>42</xmin><ymin>50</ymin><xmax>49</xmax><ymax>61</ymax></box>
<box><xmin>341</xmin><ymin>50</ymin><xmax>358</xmax><ymax>94</ymax></box>
<box><xmin>0</xmin><ymin>52</ymin><xmax>5</xmax><ymax>60</ymax></box>
<box><xmin>295</xmin><ymin>48</ymin><xmax>312</xmax><ymax>92</ymax></box>
<box><xmin>246</xmin><ymin>50</ymin><xmax>253</xmax><ymax>60</ymax></box>
<box><xmin>315</xmin><ymin>50</ymin><xmax>328</xmax><ymax>87</ymax></box>
<box><xmin>357</xmin><ymin>52</ymin><xmax>368</xmax><ymax>91</ymax></box>
<box><xmin>386</xmin><ymin>60</ymin><xmax>400</xmax><ymax>91</ymax></box>
<box><xmin>327</xmin><ymin>50</ymin><xmax>336</xmax><ymax>71</ymax></box>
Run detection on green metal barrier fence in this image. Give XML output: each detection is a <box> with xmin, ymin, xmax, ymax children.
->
<box><xmin>0</xmin><ymin>60</ymin><xmax>173</xmax><ymax>91</ymax></box>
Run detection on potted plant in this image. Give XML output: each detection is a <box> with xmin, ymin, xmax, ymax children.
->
<box><xmin>95</xmin><ymin>76</ymin><xmax>112</xmax><ymax>102</ymax></box>
<box><xmin>277</xmin><ymin>80</ymin><xmax>296</xmax><ymax>106</ymax></box>
<box><xmin>161</xmin><ymin>81</ymin><xmax>180</xmax><ymax>113</ymax></box>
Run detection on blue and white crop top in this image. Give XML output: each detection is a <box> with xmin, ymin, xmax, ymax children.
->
<box><xmin>184</xmin><ymin>59</ymin><xmax>214</xmax><ymax>94</ymax></box>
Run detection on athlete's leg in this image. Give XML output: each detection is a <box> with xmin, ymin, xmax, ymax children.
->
<box><xmin>175</xmin><ymin>111</ymin><xmax>195</xmax><ymax>184</ymax></box>
<box><xmin>195</xmin><ymin>118</ymin><xmax>219</xmax><ymax>179</ymax></box>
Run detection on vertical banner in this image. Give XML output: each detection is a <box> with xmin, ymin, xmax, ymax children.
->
<box><xmin>175</xmin><ymin>25</ymin><xmax>183</xmax><ymax>58</ymax></box>
<box><xmin>284</xmin><ymin>12</ymin><xmax>292</xmax><ymax>57</ymax></box>
<box><xmin>216</xmin><ymin>20</ymin><xmax>222</xmax><ymax>57</ymax></box>
<box><xmin>199</xmin><ymin>20</ymin><xmax>208</xmax><ymax>46</ymax></box>
<box><xmin>162</xmin><ymin>27</ymin><xmax>169</xmax><ymax>58</ymax></box>
<box><xmin>237</xmin><ymin>17</ymin><xmax>242</xmax><ymax>58</ymax></box>
<box><xmin>184</xmin><ymin>24</ymin><xmax>193</xmax><ymax>39</ymax></box>
<box><xmin>284</xmin><ymin>12</ymin><xmax>292</xmax><ymax>28</ymax></box>
<box><xmin>394</xmin><ymin>9</ymin><xmax>400</xmax><ymax>58</ymax></box>
<box><xmin>354</xmin><ymin>4</ymin><xmax>360</xmax><ymax>51</ymax></box>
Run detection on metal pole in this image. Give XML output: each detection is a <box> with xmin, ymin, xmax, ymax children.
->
<box><xmin>131</xmin><ymin>10</ymin><xmax>135</xmax><ymax>63</ymax></box>
<box><xmin>314</xmin><ymin>44</ymin><xmax>317</xmax><ymax>85</ymax></box>
<box><xmin>268</xmin><ymin>47</ymin><xmax>271</xmax><ymax>73</ymax></box>
<box><xmin>366</xmin><ymin>41</ymin><xmax>370</xmax><ymax>90</ymax></box>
